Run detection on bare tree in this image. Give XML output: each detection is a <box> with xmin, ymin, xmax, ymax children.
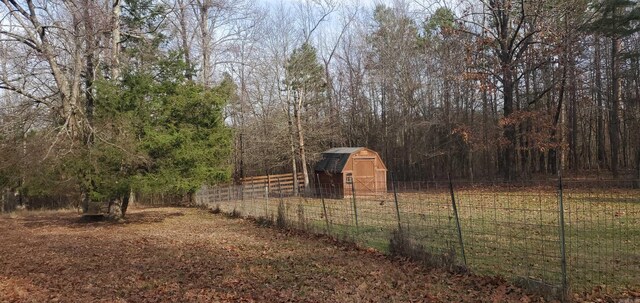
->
<box><xmin>192</xmin><ymin>0</ymin><xmax>254</xmax><ymax>86</ymax></box>
<box><xmin>0</xmin><ymin>0</ymin><xmax>108</xmax><ymax>143</ymax></box>
<box><xmin>112</xmin><ymin>0</ymin><xmax>122</xmax><ymax>79</ymax></box>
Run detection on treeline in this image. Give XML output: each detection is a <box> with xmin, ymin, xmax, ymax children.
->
<box><xmin>0</xmin><ymin>0</ymin><xmax>233</xmax><ymax>213</ymax></box>
<box><xmin>1</xmin><ymin>0</ymin><xmax>639</xmax><ymax>213</ymax></box>
<box><xmin>226</xmin><ymin>0</ymin><xmax>640</xmax><ymax>183</ymax></box>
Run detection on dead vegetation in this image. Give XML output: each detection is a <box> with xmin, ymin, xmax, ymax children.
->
<box><xmin>0</xmin><ymin>206</ymin><xmax>583</xmax><ymax>302</ymax></box>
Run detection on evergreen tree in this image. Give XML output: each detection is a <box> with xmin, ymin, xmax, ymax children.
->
<box><xmin>91</xmin><ymin>52</ymin><xmax>232</xmax><ymax>215</ymax></box>
<box><xmin>285</xmin><ymin>43</ymin><xmax>326</xmax><ymax>191</ymax></box>
<box><xmin>74</xmin><ymin>0</ymin><xmax>232</xmax><ymax>216</ymax></box>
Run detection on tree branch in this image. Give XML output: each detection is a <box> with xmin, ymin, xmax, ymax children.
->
<box><xmin>0</xmin><ymin>30</ymin><xmax>41</xmax><ymax>51</ymax></box>
<box><xmin>0</xmin><ymin>83</ymin><xmax>51</xmax><ymax>106</ymax></box>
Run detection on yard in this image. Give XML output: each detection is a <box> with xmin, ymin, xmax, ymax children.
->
<box><xmin>0</xmin><ymin>207</ymin><xmax>555</xmax><ymax>302</ymax></box>
<box><xmin>201</xmin><ymin>186</ymin><xmax>640</xmax><ymax>295</ymax></box>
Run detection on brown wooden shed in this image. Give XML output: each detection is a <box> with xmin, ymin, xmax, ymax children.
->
<box><xmin>314</xmin><ymin>147</ymin><xmax>387</xmax><ymax>198</ymax></box>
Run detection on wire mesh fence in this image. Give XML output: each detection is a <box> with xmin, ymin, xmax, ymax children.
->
<box><xmin>195</xmin><ymin>176</ymin><xmax>640</xmax><ymax>298</ymax></box>
<box><xmin>563</xmin><ymin>180</ymin><xmax>640</xmax><ymax>292</ymax></box>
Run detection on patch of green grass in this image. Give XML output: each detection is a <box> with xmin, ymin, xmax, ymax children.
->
<box><xmin>205</xmin><ymin>189</ymin><xmax>640</xmax><ymax>293</ymax></box>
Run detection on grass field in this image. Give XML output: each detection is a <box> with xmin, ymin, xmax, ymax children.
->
<box><xmin>201</xmin><ymin>188</ymin><xmax>640</xmax><ymax>294</ymax></box>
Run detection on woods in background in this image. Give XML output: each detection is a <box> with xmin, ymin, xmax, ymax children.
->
<box><xmin>227</xmin><ymin>0</ymin><xmax>640</xmax><ymax>183</ymax></box>
<box><xmin>1</xmin><ymin>0</ymin><xmax>639</xmax><ymax>211</ymax></box>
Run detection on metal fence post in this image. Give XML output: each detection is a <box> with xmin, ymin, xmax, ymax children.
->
<box><xmin>1</xmin><ymin>190</ymin><xmax>5</xmax><ymax>213</ymax></box>
<box><xmin>351</xmin><ymin>180</ymin><xmax>359</xmax><ymax>230</ymax></box>
<box><xmin>251</xmin><ymin>181</ymin><xmax>257</xmax><ymax>216</ymax></box>
<box><xmin>392</xmin><ymin>172</ymin><xmax>402</xmax><ymax>232</ymax></box>
<box><xmin>449</xmin><ymin>174</ymin><xmax>467</xmax><ymax>267</ymax></box>
<box><xmin>238</xmin><ymin>185</ymin><xmax>242</xmax><ymax>216</ymax></box>
<box><xmin>317</xmin><ymin>174</ymin><xmax>331</xmax><ymax>233</ymax></box>
<box><xmin>557</xmin><ymin>174</ymin><xmax>568</xmax><ymax>300</ymax></box>
<box><xmin>278</xmin><ymin>177</ymin><xmax>286</xmax><ymax>226</ymax></box>
<box><xmin>265</xmin><ymin>180</ymin><xmax>269</xmax><ymax>217</ymax></box>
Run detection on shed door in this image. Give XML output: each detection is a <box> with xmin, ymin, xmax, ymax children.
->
<box><xmin>353</xmin><ymin>158</ymin><xmax>375</xmax><ymax>194</ymax></box>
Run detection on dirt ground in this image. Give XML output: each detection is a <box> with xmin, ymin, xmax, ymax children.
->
<box><xmin>0</xmin><ymin>207</ymin><xmax>559</xmax><ymax>302</ymax></box>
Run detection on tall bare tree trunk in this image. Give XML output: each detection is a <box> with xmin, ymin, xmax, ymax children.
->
<box><xmin>502</xmin><ymin>65</ymin><xmax>516</xmax><ymax>180</ymax></box>
<box><xmin>198</xmin><ymin>0</ymin><xmax>211</xmax><ymax>87</ymax></box>
<box><xmin>178</xmin><ymin>0</ymin><xmax>193</xmax><ymax>81</ymax></box>
<box><xmin>84</xmin><ymin>0</ymin><xmax>98</xmax><ymax>128</ymax></box>
<box><xmin>594</xmin><ymin>36</ymin><xmax>606</xmax><ymax>169</ymax></box>
<box><xmin>294</xmin><ymin>94</ymin><xmax>309</xmax><ymax>191</ymax></box>
<box><xmin>569</xmin><ymin>57</ymin><xmax>578</xmax><ymax>170</ymax></box>
<box><xmin>286</xmin><ymin>90</ymin><xmax>299</xmax><ymax>195</ymax></box>
<box><xmin>288</xmin><ymin>115</ymin><xmax>299</xmax><ymax>194</ymax></box>
<box><xmin>610</xmin><ymin>37</ymin><xmax>621</xmax><ymax>178</ymax></box>
<box><xmin>112</xmin><ymin>0</ymin><xmax>121</xmax><ymax>79</ymax></box>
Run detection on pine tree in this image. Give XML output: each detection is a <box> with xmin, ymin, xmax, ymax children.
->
<box><xmin>285</xmin><ymin>43</ymin><xmax>326</xmax><ymax>192</ymax></box>
<box><xmin>587</xmin><ymin>0</ymin><xmax>640</xmax><ymax>178</ymax></box>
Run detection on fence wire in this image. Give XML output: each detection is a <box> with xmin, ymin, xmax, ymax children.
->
<box><xmin>195</xmin><ymin>178</ymin><xmax>640</xmax><ymax>297</ymax></box>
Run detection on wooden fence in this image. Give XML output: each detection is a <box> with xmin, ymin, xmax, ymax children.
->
<box><xmin>197</xmin><ymin>173</ymin><xmax>306</xmax><ymax>204</ymax></box>
<box><xmin>240</xmin><ymin>172</ymin><xmax>306</xmax><ymax>193</ymax></box>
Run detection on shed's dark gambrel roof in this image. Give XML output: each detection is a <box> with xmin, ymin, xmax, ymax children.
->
<box><xmin>314</xmin><ymin>147</ymin><xmax>364</xmax><ymax>173</ymax></box>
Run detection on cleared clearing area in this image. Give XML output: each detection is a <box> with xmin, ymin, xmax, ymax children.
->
<box><xmin>0</xmin><ymin>207</ymin><xmax>550</xmax><ymax>303</ymax></box>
